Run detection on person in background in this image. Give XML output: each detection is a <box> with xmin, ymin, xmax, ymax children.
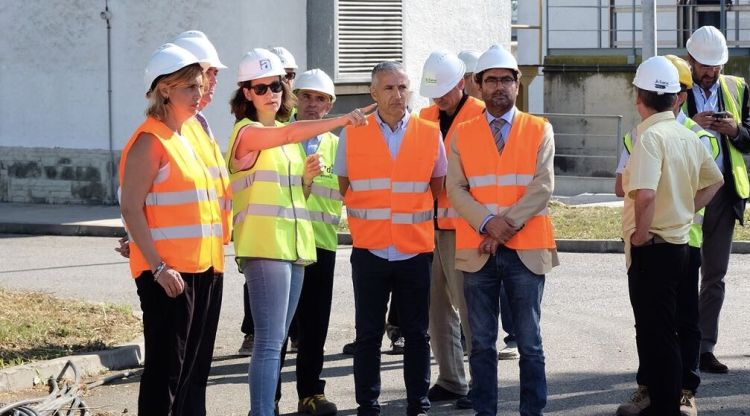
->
<box><xmin>418</xmin><ymin>49</ymin><xmax>484</xmax><ymax>410</ymax></box>
<box><xmin>684</xmin><ymin>25</ymin><xmax>750</xmax><ymax>374</ymax></box>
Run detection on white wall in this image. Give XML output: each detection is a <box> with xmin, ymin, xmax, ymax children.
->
<box><xmin>0</xmin><ymin>0</ymin><xmax>307</xmax><ymax>153</ymax></box>
<box><xmin>403</xmin><ymin>0</ymin><xmax>510</xmax><ymax>109</ymax></box>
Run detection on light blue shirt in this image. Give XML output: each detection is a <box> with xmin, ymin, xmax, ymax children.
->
<box><xmin>333</xmin><ymin>110</ymin><xmax>447</xmax><ymax>261</ymax></box>
<box><xmin>692</xmin><ymin>81</ymin><xmax>725</xmax><ymax>172</ymax></box>
<box><xmin>479</xmin><ymin>107</ymin><xmax>517</xmax><ymax>233</ymax></box>
<box><xmin>289</xmin><ymin>115</ymin><xmax>324</xmax><ymax>156</ymax></box>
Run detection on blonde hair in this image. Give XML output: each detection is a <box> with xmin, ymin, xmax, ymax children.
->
<box><xmin>145</xmin><ymin>63</ymin><xmax>205</xmax><ymax>121</ymax></box>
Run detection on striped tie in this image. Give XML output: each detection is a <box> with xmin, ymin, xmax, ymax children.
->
<box><xmin>491</xmin><ymin>118</ymin><xmax>506</xmax><ymax>152</ymax></box>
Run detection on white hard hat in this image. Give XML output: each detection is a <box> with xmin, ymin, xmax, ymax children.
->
<box><xmin>294</xmin><ymin>68</ymin><xmax>336</xmax><ymax>102</ymax></box>
<box><xmin>686</xmin><ymin>25</ymin><xmax>728</xmax><ymax>66</ymax></box>
<box><xmin>458</xmin><ymin>49</ymin><xmax>482</xmax><ymax>73</ymax></box>
<box><xmin>633</xmin><ymin>56</ymin><xmax>681</xmax><ymax>94</ymax></box>
<box><xmin>270</xmin><ymin>46</ymin><xmax>299</xmax><ymax>69</ymax></box>
<box><xmin>172</xmin><ymin>30</ymin><xmax>227</xmax><ymax>69</ymax></box>
<box><xmin>419</xmin><ymin>50</ymin><xmax>466</xmax><ymax>99</ymax></box>
<box><xmin>475</xmin><ymin>44</ymin><xmax>519</xmax><ymax>74</ymax></box>
<box><xmin>144</xmin><ymin>43</ymin><xmax>208</xmax><ymax>93</ymax></box>
<box><xmin>237</xmin><ymin>48</ymin><xmax>287</xmax><ymax>83</ymax></box>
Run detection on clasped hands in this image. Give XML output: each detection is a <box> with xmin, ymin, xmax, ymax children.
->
<box><xmin>479</xmin><ymin>215</ymin><xmax>519</xmax><ymax>254</ymax></box>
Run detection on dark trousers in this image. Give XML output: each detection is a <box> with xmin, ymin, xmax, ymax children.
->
<box><xmin>628</xmin><ymin>243</ymin><xmax>687</xmax><ymax>416</ymax></box>
<box><xmin>276</xmin><ymin>248</ymin><xmax>337</xmax><ymax>400</ymax></box>
<box><xmin>135</xmin><ymin>269</ymin><xmax>223</xmax><ymax>416</ymax></box>
<box><xmin>635</xmin><ymin>246</ymin><xmax>701</xmax><ymax>393</ymax></box>
<box><xmin>242</xmin><ymin>282</ymin><xmax>253</xmax><ymax>335</ymax></box>
<box><xmin>351</xmin><ymin>248</ymin><xmax>432</xmax><ymax>416</ymax></box>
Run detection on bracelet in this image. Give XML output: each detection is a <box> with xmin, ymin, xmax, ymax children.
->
<box><xmin>153</xmin><ymin>261</ymin><xmax>167</xmax><ymax>281</ymax></box>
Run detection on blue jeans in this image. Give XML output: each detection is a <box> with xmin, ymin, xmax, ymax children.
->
<box><xmin>464</xmin><ymin>248</ymin><xmax>546</xmax><ymax>416</ymax></box>
<box><xmin>243</xmin><ymin>259</ymin><xmax>304</xmax><ymax>416</ymax></box>
<box><xmin>500</xmin><ymin>284</ymin><xmax>516</xmax><ymax>346</ymax></box>
<box><xmin>351</xmin><ymin>248</ymin><xmax>432</xmax><ymax>416</ymax></box>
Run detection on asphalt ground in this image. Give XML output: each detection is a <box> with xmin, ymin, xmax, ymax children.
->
<box><xmin>0</xmin><ymin>235</ymin><xmax>748</xmax><ymax>415</ymax></box>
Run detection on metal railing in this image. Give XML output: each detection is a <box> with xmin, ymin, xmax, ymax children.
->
<box><xmin>547</xmin><ymin>0</ymin><xmax>750</xmax><ymax>53</ymax></box>
<box><xmin>534</xmin><ymin>113</ymin><xmax>624</xmax><ymax>177</ymax></box>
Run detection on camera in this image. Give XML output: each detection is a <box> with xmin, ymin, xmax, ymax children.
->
<box><xmin>713</xmin><ymin>111</ymin><xmax>731</xmax><ymax>119</ymax></box>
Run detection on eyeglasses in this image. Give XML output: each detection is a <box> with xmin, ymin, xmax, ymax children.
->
<box><xmin>483</xmin><ymin>76</ymin><xmax>517</xmax><ymax>88</ymax></box>
<box><xmin>284</xmin><ymin>71</ymin><xmax>296</xmax><ymax>81</ymax></box>
<box><xmin>249</xmin><ymin>81</ymin><xmax>283</xmax><ymax>95</ymax></box>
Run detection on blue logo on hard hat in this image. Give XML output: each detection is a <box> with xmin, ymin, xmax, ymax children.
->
<box><xmin>259</xmin><ymin>59</ymin><xmax>271</xmax><ymax>70</ymax></box>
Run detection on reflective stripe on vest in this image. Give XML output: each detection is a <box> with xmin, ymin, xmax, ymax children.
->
<box><xmin>231</xmin><ymin>170</ymin><xmax>303</xmax><ymax>194</ymax></box>
<box><xmin>119</xmin><ymin>117</ymin><xmax>224</xmax><ymax>277</ymax></box>
<box><xmin>145</xmin><ymin>189</ymin><xmax>218</xmax><ymax>206</ymax></box>
<box><xmin>454</xmin><ymin>111</ymin><xmax>555</xmax><ymax>251</ymax></box>
<box><xmin>310</xmin><ymin>183</ymin><xmax>343</xmax><ymax>201</ymax></box>
<box><xmin>227</xmin><ymin>118</ymin><xmax>316</xmax><ymax>264</ymax></box>
<box><xmin>151</xmin><ymin>223</ymin><xmax>223</xmax><ymax>241</ymax></box>
<box><xmin>420</xmin><ymin>97</ymin><xmax>486</xmax><ymax>229</ymax></box>
<box><xmin>343</xmin><ymin>114</ymin><xmax>439</xmax><ymax>253</ymax></box>
<box><xmin>347</xmin><ymin>207</ymin><xmax>432</xmax><ymax>224</ymax></box>
<box><xmin>467</xmin><ymin>174</ymin><xmax>534</xmax><ymax>188</ymax></box>
<box><xmin>309</xmin><ymin>211</ymin><xmax>341</xmax><ymax>225</ymax></box>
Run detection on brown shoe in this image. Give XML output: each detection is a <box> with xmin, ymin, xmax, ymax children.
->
<box><xmin>680</xmin><ymin>389</ymin><xmax>697</xmax><ymax>416</ymax></box>
<box><xmin>616</xmin><ymin>385</ymin><xmax>650</xmax><ymax>416</ymax></box>
<box><xmin>699</xmin><ymin>352</ymin><xmax>728</xmax><ymax>374</ymax></box>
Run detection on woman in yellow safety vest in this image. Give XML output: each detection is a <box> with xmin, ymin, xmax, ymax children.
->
<box><xmin>227</xmin><ymin>48</ymin><xmax>372</xmax><ymax>416</ymax></box>
<box><xmin>119</xmin><ymin>43</ymin><xmax>223</xmax><ymax>415</ymax></box>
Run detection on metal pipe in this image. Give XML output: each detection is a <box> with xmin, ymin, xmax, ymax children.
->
<box><xmin>642</xmin><ymin>0</ymin><xmax>657</xmax><ymax>59</ymax></box>
<box><xmin>100</xmin><ymin>0</ymin><xmax>115</xmax><ymax>204</ymax></box>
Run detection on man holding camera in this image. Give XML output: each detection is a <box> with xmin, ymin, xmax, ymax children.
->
<box><xmin>684</xmin><ymin>26</ymin><xmax>750</xmax><ymax>374</ymax></box>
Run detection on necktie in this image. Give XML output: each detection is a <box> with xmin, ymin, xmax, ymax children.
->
<box><xmin>491</xmin><ymin>118</ymin><xmax>506</xmax><ymax>152</ymax></box>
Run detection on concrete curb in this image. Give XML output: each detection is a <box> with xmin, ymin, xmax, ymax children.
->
<box><xmin>0</xmin><ymin>340</ymin><xmax>144</xmax><ymax>393</ymax></box>
<box><xmin>0</xmin><ymin>222</ymin><xmax>125</xmax><ymax>238</ymax></box>
<box><xmin>4</xmin><ymin>225</ymin><xmax>750</xmax><ymax>254</ymax></box>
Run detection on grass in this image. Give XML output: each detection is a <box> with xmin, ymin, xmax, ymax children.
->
<box><xmin>0</xmin><ymin>288</ymin><xmax>141</xmax><ymax>369</ymax></box>
<box><xmin>338</xmin><ymin>201</ymin><xmax>750</xmax><ymax>240</ymax></box>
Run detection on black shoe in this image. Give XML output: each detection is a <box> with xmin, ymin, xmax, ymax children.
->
<box><xmin>699</xmin><ymin>352</ymin><xmax>728</xmax><ymax>373</ymax></box>
<box><xmin>386</xmin><ymin>337</ymin><xmax>405</xmax><ymax>355</ymax></box>
<box><xmin>455</xmin><ymin>395</ymin><xmax>472</xmax><ymax>409</ymax></box>
<box><xmin>427</xmin><ymin>384</ymin><xmax>465</xmax><ymax>402</ymax></box>
<box><xmin>342</xmin><ymin>341</ymin><xmax>355</xmax><ymax>355</ymax></box>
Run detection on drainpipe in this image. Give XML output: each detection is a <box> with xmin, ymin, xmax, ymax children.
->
<box><xmin>100</xmin><ymin>0</ymin><xmax>115</xmax><ymax>204</ymax></box>
<box><xmin>642</xmin><ymin>0</ymin><xmax>657</xmax><ymax>59</ymax></box>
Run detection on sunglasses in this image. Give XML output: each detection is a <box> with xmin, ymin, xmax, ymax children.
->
<box><xmin>249</xmin><ymin>81</ymin><xmax>283</xmax><ymax>95</ymax></box>
<box><xmin>285</xmin><ymin>71</ymin><xmax>297</xmax><ymax>81</ymax></box>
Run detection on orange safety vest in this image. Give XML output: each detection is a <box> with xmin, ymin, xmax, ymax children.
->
<box><xmin>344</xmin><ymin>114</ymin><xmax>439</xmax><ymax>254</ymax></box>
<box><xmin>119</xmin><ymin>117</ymin><xmax>224</xmax><ymax>278</ymax></box>
<box><xmin>419</xmin><ymin>96</ymin><xmax>485</xmax><ymax>229</ymax></box>
<box><xmin>182</xmin><ymin>117</ymin><xmax>233</xmax><ymax>245</ymax></box>
<box><xmin>454</xmin><ymin>111</ymin><xmax>556</xmax><ymax>252</ymax></box>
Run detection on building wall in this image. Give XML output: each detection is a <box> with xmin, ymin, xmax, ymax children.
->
<box><xmin>404</xmin><ymin>0</ymin><xmax>509</xmax><ymax>108</ymax></box>
<box><xmin>0</xmin><ymin>0</ymin><xmax>306</xmax><ymax>204</ymax></box>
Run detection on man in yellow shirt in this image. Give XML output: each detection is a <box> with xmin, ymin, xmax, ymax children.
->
<box><xmin>622</xmin><ymin>56</ymin><xmax>723</xmax><ymax>416</ymax></box>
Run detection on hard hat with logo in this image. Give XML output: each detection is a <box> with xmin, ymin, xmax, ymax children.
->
<box><xmin>664</xmin><ymin>54</ymin><xmax>693</xmax><ymax>90</ymax></box>
<box><xmin>237</xmin><ymin>48</ymin><xmax>287</xmax><ymax>83</ymax></box>
<box><xmin>270</xmin><ymin>46</ymin><xmax>299</xmax><ymax>69</ymax></box>
<box><xmin>458</xmin><ymin>49</ymin><xmax>482</xmax><ymax>73</ymax></box>
<box><xmin>172</xmin><ymin>30</ymin><xmax>227</xmax><ymax>69</ymax></box>
<box><xmin>419</xmin><ymin>50</ymin><xmax>466</xmax><ymax>99</ymax></box>
<box><xmin>475</xmin><ymin>44</ymin><xmax>519</xmax><ymax>75</ymax></box>
<box><xmin>144</xmin><ymin>43</ymin><xmax>208</xmax><ymax>93</ymax></box>
<box><xmin>633</xmin><ymin>56</ymin><xmax>681</xmax><ymax>94</ymax></box>
<box><xmin>686</xmin><ymin>25</ymin><xmax>728</xmax><ymax>66</ymax></box>
<box><xmin>294</xmin><ymin>68</ymin><xmax>336</xmax><ymax>102</ymax></box>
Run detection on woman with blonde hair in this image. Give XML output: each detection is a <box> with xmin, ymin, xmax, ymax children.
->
<box><xmin>227</xmin><ymin>48</ymin><xmax>372</xmax><ymax>416</ymax></box>
<box><xmin>119</xmin><ymin>43</ymin><xmax>223</xmax><ymax>416</ymax></box>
